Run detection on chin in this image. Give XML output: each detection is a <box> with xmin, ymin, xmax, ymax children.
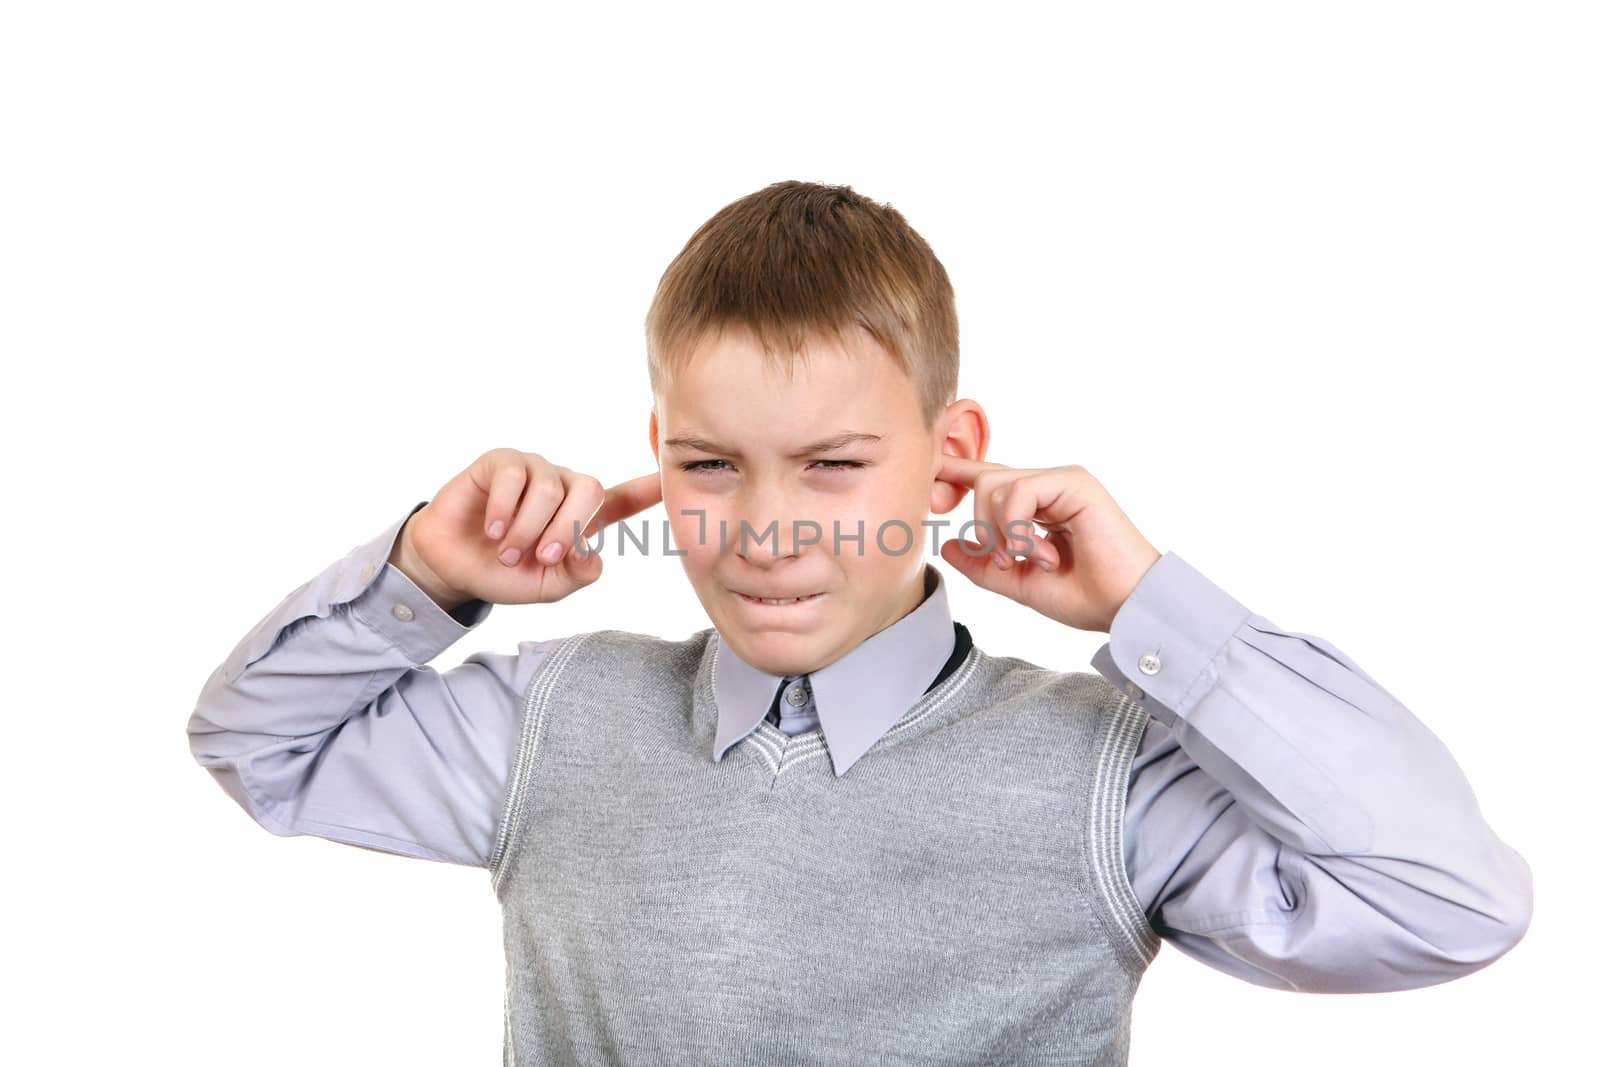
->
<box><xmin>721</xmin><ymin>626</ymin><xmax>827</xmax><ymax>676</ymax></box>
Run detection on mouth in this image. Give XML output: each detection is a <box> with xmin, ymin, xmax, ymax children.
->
<box><xmin>734</xmin><ymin>590</ymin><xmax>827</xmax><ymax>607</ymax></box>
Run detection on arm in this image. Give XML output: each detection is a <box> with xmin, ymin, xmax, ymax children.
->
<box><xmin>1095</xmin><ymin>552</ymin><xmax>1533</xmax><ymax>993</ymax></box>
<box><xmin>185</xmin><ymin>501</ymin><xmax>562</xmax><ymax>868</ymax></box>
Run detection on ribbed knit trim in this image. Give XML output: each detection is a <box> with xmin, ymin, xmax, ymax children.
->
<box><xmin>707</xmin><ymin>632</ymin><xmax>986</xmax><ymax>778</ymax></box>
<box><xmin>489</xmin><ymin>631</ymin><xmax>595</xmax><ymax>893</ymax></box>
<box><xmin>1089</xmin><ymin>691</ymin><xmax>1162</xmax><ymax>975</ymax></box>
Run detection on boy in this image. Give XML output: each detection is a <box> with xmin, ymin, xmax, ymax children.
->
<box><xmin>188</xmin><ymin>180</ymin><xmax>1532</xmax><ymax>1064</ymax></box>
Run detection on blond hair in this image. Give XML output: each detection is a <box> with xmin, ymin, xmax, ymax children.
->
<box><xmin>645</xmin><ymin>180</ymin><xmax>959</xmax><ymax>429</ymax></box>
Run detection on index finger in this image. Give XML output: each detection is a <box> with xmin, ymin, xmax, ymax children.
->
<box><xmin>586</xmin><ymin>472</ymin><xmax>663</xmax><ymax>536</ymax></box>
<box><xmin>938</xmin><ymin>454</ymin><xmax>1013</xmax><ymax>487</ymax></box>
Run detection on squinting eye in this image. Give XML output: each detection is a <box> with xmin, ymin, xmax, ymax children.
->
<box><xmin>678</xmin><ymin>459</ymin><xmax>867</xmax><ymax>474</ymax></box>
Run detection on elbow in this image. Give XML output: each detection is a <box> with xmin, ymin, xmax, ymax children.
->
<box><xmin>1253</xmin><ymin>848</ymin><xmax>1535</xmax><ymax>994</ymax></box>
<box><xmin>1483</xmin><ymin>892</ymin><xmax>1533</xmax><ymax>964</ymax></box>
<box><xmin>1445</xmin><ymin>849</ymin><xmax>1535</xmax><ymax>972</ymax></box>
<box><xmin>186</xmin><ymin>709</ymin><xmax>240</xmax><ymax>773</ymax></box>
<box><xmin>1393</xmin><ymin>847</ymin><xmax>1534</xmax><ymax>989</ymax></box>
<box><xmin>185</xmin><ymin>699</ymin><xmax>299</xmax><ymax>841</ymax></box>
<box><xmin>1387</xmin><ymin>899</ymin><xmax>1531</xmax><ymax>993</ymax></box>
<box><xmin>185</xmin><ymin>664</ymin><xmax>234</xmax><ymax>763</ymax></box>
<box><xmin>193</xmin><ymin>760</ymin><xmax>302</xmax><ymax>840</ymax></box>
<box><xmin>185</xmin><ymin>707</ymin><xmax>217</xmax><ymax>765</ymax></box>
<box><xmin>1298</xmin><ymin>904</ymin><xmax>1531</xmax><ymax>994</ymax></box>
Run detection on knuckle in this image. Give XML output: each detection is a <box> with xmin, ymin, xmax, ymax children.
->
<box><xmin>528</xmin><ymin>479</ymin><xmax>564</xmax><ymax>509</ymax></box>
<box><xmin>494</xmin><ymin>461</ymin><xmax>528</xmax><ymax>488</ymax></box>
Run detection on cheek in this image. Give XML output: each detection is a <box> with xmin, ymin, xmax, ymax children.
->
<box><xmin>857</xmin><ymin>471</ymin><xmax>930</xmax><ymax>559</ymax></box>
<box><xmin>853</xmin><ymin>473</ymin><xmax>925</xmax><ymax>528</ymax></box>
<box><xmin>798</xmin><ymin>490</ymin><xmax>868</xmax><ymax>549</ymax></box>
<box><xmin>817</xmin><ymin>481</ymin><xmax>915</xmax><ymax>562</ymax></box>
<box><xmin>664</xmin><ymin>490</ymin><xmax>731</xmax><ymax>566</ymax></box>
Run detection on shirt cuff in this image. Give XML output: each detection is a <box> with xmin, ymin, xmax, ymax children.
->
<box><xmin>342</xmin><ymin>500</ymin><xmax>493</xmax><ymax>663</ymax></box>
<box><xmin>1089</xmin><ymin>550</ymin><xmax>1251</xmax><ymax>727</ymax></box>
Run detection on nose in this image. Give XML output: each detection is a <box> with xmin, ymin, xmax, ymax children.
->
<box><xmin>732</xmin><ymin>484</ymin><xmax>809</xmax><ymax>566</ymax></box>
<box><xmin>735</xmin><ymin>512</ymin><xmax>803</xmax><ymax>566</ymax></box>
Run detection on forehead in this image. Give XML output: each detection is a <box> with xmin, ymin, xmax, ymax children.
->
<box><xmin>660</xmin><ymin>324</ymin><xmax>912</xmax><ymax>418</ymax></box>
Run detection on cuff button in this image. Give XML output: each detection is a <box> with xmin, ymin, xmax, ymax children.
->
<box><xmin>392</xmin><ymin>603</ymin><xmax>415</xmax><ymax>622</ymax></box>
<box><xmin>1137</xmin><ymin>652</ymin><xmax>1162</xmax><ymax>676</ymax></box>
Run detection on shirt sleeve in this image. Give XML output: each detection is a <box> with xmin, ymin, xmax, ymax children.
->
<box><xmin>185</xmin><ymin>500</ymin><xmax>563</xmax><ymax>868</ymax></box>
<box><xmin>1093</xmin><ymin>551</ymin><xmax>1534</xmax><ymax>993</ymax></box>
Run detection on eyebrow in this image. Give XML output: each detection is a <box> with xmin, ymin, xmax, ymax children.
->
<box><xmin>662</xmin><ymin>431</ymin><xmax>884</xmax><ymax>460</ymax></box>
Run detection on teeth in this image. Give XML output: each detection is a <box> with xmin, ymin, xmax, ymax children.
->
<box><xmin>744</xmin><ymin>593</ymin><xmax>816</xmax><ymax>606</ymax></box>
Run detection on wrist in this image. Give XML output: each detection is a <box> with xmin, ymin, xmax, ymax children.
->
<box><xmin>390</xmin><ymin>522</ymin><xmax>472</xmax><ymax>613</ymax></box>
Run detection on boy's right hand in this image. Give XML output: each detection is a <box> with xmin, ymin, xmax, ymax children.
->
<box><xmin>391</xmin><ymin>447</ymin><xmax>662</xmax><ymax>610</ymax></box>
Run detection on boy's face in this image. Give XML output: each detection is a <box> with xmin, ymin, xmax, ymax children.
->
<box><xmin>650</xmin><ymin>324</ymin><xmax>983</xmax><ymax>678</ymax></box>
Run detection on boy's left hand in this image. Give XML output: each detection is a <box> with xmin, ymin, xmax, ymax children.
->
<box><xmin>935</xmin><ymin>456</ymin><xmax>1162</xmax><ymax>634</ymax></box>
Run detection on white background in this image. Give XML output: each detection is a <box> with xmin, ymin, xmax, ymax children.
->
<box><xmin>4</xmin><ymin>2</ymin><xmax>1593</xmax><ymax>1063</ymax></box>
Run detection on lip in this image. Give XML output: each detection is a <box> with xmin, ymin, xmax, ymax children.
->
<box><xmin>731</xmin><ymin>590</ymin><xmax>828</xmax><ymax>607</ymax></box>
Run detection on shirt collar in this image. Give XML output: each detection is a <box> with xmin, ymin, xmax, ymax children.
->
<box><xmin>711</xmin><ymin>562</ymin><xmax>957</xmax><ymax>778</ymax></box>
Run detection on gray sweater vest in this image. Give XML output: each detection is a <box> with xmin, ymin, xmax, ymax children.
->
<box><xmin>488</xmin><ymin>626</ymin><xmax>1161</xmax><ymax>1065</ymax></box>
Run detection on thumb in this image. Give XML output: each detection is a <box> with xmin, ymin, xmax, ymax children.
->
<box><xmin>563</xmin><ymin>532</ymin><xmax>605</xmax><ymax>586</ymax></box>
<box><xmin>939</xmin><ymin>538</ymin><xmax>1007</xmax><ymax>594</ymax></box>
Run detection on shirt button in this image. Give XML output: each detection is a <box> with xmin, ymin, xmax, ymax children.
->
<box><xmin>392</xmin><ymin>603</ymin><xmax>415</xmax><ymax>622</ymax></box>
<box><xmin>1138</xmin><ymin>652</ymin><xmax>1162</xmax><ymax>676</ymax></box>
<box><xmin>787</xmin><ymin>684</ymin><xmax>809</xmax><ymax>706</ymax></box>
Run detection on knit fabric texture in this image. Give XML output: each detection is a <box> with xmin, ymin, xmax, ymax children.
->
<box><xmin>489</xmin><ymin>626</ymin><xmax>1161</xmax><ymax>1065</ymax></box>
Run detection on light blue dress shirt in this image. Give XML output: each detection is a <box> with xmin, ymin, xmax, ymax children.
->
<box><xmin>188</xmin><ymin>500</ymin><xmax>1534</xmax><ymax>993</ymax></box>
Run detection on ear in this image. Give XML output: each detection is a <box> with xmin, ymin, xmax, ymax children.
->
<box><xmin>648</xmin><ymin>407</ymin><xmax>660</xmax><ymax>466</ymax></box>
<box><xmin>929</xmin><ymin>400</ymin><xmax>989</xmax><ymax>515</ymax></box>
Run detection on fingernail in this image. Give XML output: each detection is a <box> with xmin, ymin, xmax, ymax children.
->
<box><xmin>500</xmin><ymin>547</ymin><xmax>521</xmax><ymax>566</ymax></box>
<box><xmin>539</xmin><ymin>542</ymin><xmax>563</xmax><ymax>564</ymax></box>
<box><xmin>1034</xmin><ymin>558</ymin><xmax>1054</xmax><ymax>572</ymax></box>
<box><xmin>488</xmin><ymin>520</ymin><xmax>505</xmax><ymax>539</ymax></box>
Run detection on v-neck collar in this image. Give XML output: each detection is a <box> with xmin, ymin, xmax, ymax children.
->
<box><xmin>711</xmin><ymin>563</ymin><xmax>958</xmax><ymax>777</ymax></box>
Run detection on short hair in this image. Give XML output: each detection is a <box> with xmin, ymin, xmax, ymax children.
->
<box><xmin>645</xmin><ymin>180</ymin><xmax>959</xmax><ymax>430</ymax></box>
